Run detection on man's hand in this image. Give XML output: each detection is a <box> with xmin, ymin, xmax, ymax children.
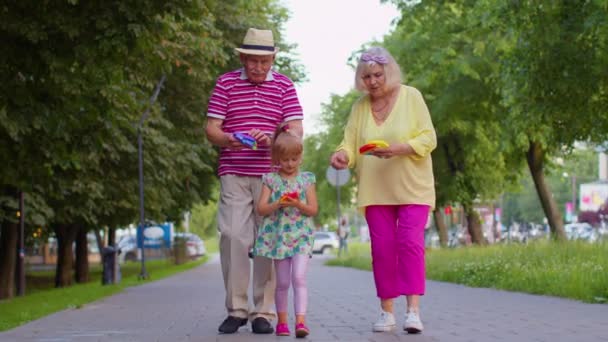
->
<box><xmin>225</xmin><ymin>133</ymin><xmax>245</xmax><ymax>150</ymax></box>
<box><xmin>206</xmin><ymin>118</ymin><xmax>241</xmax><ymax>148</ymax></box>
<box><xmin>330</xmin><ymin>150</ymin><xmax>349</xmax><ymax>170</ymax></box>
<box><xmin>248</xmin><ymin>128</ymin><xmax>271</xmax><ymax>146</ymax></box>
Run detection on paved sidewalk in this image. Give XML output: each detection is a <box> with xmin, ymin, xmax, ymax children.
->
<box><xmin>1</xmin><ymin>254</ymin><xmax>607</xmax><ymax>342</ymax></box>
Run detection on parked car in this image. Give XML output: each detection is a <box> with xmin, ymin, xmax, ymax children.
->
<box><xmin>598</xmin><ymin>223</ymin><xmax>608</xmax><ymax>241</ymax></box>
<box><xmin>174</xmin><ymin>232</ymin><xmax>206</xmax><ymax>258</ymax></box>
<box><xmin>424</xmin><ymin>230</ymin><xmax>440</xmax><ymax>248</ymax></box>
<box><xmin>117</xmin><ymin>235</ymin><xmax>138</xmax><ymax>263</ymax></box>
<box><xmin>565</xmin><ymin>223</ymin><xmax>598</xmax><ymax>242</ymax></box>
<box><xmin>312</xmin><ymin>231</ymin><xmax>339</xmax><ymax>254</ymax></box>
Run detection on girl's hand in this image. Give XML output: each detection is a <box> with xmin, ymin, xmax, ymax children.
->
<box><xmin>248</xmin><ymin>128</ymin><xmax>271</xmax><ymax>146</ymax></box>
<box><xmin>276</xmin><ymin>200</ymin><xmax>288</xmax><ymax>209</ymax></box>
<box><xmin>280</xmin><ymin>196</ymin><xmax>300</xmax><ymax>208</ymax></box>
<box><xmin>330</xmin><ymin>150</ymin><xmax>349</xmax><ymax>169</ymax></box>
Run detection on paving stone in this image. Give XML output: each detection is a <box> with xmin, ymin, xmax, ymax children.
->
<box><xmin>1</xmin><ymin>254</ymin><xmax>606</xmax><ymax>341</ymax></box>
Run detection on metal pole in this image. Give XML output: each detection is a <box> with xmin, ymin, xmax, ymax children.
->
<box><xmin>137</xmin><ymin>131</ymin><xmax>148</xmax><ymax>280</ymax></box>
<box><xmin>17</xmin><ymin>191</ymin><xmax>25</xmax><ymax>296</ymax></box>
<box><xmin>336</xmin><ymin>172</ymin><xmax>341</xmax><ymax>232</ymax></box>
<box><xmin>137</xmin><ymin>75</ymin><xmax>166</xmax><ymax>280</ymax></box>
<box><xmin>572</xmin><ymin>175</ymin><xmax>577</xmax><ymax>216</ymax></box>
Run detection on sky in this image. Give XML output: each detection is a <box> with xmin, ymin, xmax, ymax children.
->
<box><xmin>280</xmin><ymin>0</ymin><xmax>400</xmax><ymax>135</ymax></box>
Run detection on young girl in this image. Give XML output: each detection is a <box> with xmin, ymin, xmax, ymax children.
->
<box><xmin>253</xmin><ymin>123</ymin><xmax>318</xmax><ymax>338</ymax></box>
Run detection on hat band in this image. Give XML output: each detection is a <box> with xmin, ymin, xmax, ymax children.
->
<box><xmin>241</xmin><ymin>44</ymin><xmax>275</xmax><ymax>51</ymax></box>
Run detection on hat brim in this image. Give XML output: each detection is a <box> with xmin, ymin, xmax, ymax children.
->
<box><xmin>235</xmin><ymin>47</ymin><xmax>279</xmax><ymax>56</ymax></box>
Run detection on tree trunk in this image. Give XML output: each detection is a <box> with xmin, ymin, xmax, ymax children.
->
<box><xmin>490</xmin><ymin>203</ymin><xmax>499</xmax><ymax>244</ymax></box>
<box><xmin>74</xmin><ymin>227</ymin><xmax>89</xmax><ymax>283</ymax></box>
<box><xmin>108</xmin><ymin>227</ymin><xmax>116</xmax><ymax>247</ymax></box>
<box><xmin>0</xmin><ymin>220</ymin><xmax>18</xmax><ymax>299</ymax></box>
<box><xmin>94</xmin><ymin>229</ymin><xmax>104</xmax><ymax>254</ymax></box>
<box><xmin>433</xmin><ymin>209</ymin><xmax>448</xmax><ymax>247</ymax></box>
<box><xmin>54</xmin><ymin>224</ymin><xmax>78</xmax><ymax>288</ymax></box>
<box><xmin>464</xmin><ymin>204</ymin><xmax>485</xmax><ymax>245</ymax></box>
<box><xmin>526</xmin><ymin>141</ymin><xmax>567</xmax><ymax>241</ymax></box>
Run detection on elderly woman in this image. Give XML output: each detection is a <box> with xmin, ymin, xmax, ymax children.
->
<box><xmin>329</xmin><ymin>47</ymin><xmax>436</xmax><ymax>334</ymax></box>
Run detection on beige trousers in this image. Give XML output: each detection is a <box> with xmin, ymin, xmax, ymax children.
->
<box><xmin>218</xmin><ymin>174</ymin><xmax>275</xmax><ymax>321</ymax></box>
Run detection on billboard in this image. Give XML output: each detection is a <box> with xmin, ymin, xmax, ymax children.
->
<box><xmin>136</xmin><ymin>222</ymin><xmax>173</xmax><ymax>249</ymax></box>
<box><xmin>579</xmin><ymin>182</ymin><xmax>608</xmax><ymax>212</ymax></box>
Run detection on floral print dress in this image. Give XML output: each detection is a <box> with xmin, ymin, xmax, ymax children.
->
<box><xmin>253</xmin><ymin>171</ymin><xmax>316</xmax><ymax>259</ymax></box>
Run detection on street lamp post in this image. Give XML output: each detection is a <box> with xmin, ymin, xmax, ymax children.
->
<box><xmin>16</xmin><ymin>191</ymin><xmax>25</xmax><ymax>296</ymax></box>
<box><xmin>562</xmin><ymin>172</ymin><xmax>577</xmax><ymax>222</ymax></box>
<box><xmin>137</xmin><ymin>75</ymin><xmax>166</xmax><ymax>280</ymax></box>
<box><xmin>326</xmin><ymin>166</ymin><xmax>351</xmax><ymax>233</ymax></box>
<box><xmin>571</xmin><ymin>174</ymin><xmax>577</xmax><ymax>215</ymax></box>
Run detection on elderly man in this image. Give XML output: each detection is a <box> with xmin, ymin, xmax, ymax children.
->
<box><xmin>205</xmin><ymin>28</ymin><xmax>304</xmax><ymax>334</ymax></box>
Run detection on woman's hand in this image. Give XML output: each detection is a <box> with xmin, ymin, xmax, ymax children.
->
<box><xmin>330</xmin><ymin>150</ymin><xmax>349</xmax><ymax>169</ymax></box>
<box><xmin>372</xmin><ymin>143</ymin><xmax>413</xmax><ymax>159</ymax></box>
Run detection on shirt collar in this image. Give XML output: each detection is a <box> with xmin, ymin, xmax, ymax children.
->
<box><xmin>239</xmin><ymin>68</ymin><xmax>274</xmax><ymax>82</ymax></box>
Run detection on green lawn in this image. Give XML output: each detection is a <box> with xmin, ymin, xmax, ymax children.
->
<box><xmin>0</xmin><ymin>236</ymin><xmax>219</xmax><ymax>332</ymax></box>
<box><xmin>327</xmin><ymin>240</ymin><xmax>608</xmax><ymax>304</ymax></box>
<box><xmin>205</xmin><ymin>235</ymin><xmax>219</xmax><ymax>255</ymax></box>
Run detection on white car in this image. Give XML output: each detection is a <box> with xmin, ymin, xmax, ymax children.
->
<box><xmin>564</xmin><ymin>223</ymin><xmax>598</xmax><ymax>242</ymax></box>
<box><xmin>312</xmin><ymin>231</ymin><xmax>340</xmax><ymax>254</ymax></box>
<box><xmin>174</xmin><ymin>233</ymin><xmax>206</xmax><ymax>258</ymax></box>
<box><xmin>117</xmin><ymin>235</ymin><xmax>138</xmax><ymax>263</ymax></box>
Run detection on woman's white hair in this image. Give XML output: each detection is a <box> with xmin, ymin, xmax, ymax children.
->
<box><xmin>354</xmin><ymin>47</ymin><xmax>402</xmax><ymax>93</ymax></box>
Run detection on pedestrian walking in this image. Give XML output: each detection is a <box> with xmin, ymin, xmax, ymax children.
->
<box><xmin>253</xmin><ymin>123</ymin><xmax>318</xmax><ymax>338</ymax></box>
<box><xmin>329</xmin><ymin>46</ymin><xmax>436</xmax><ymax>334</ymax></box>
<box><xmin>338</xmin><ymin>216</ymin><xmax>350</xmax><ymax>257</ymax></box>
<box><xmin>205</xmin><ymin>27</ymin><xmax>304</xmax><ymax>335</ymax></box>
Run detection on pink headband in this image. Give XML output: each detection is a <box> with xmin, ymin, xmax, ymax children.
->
<box><xmin>360</xmin><ymin>53</ymin><xmax>389</xmax><ymax>65</ymax></box>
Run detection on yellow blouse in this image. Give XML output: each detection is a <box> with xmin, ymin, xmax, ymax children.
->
<box><xmin>336</xmin><ymin>85</ymin><xmax>437</xmax><ymax>209</ymax></box>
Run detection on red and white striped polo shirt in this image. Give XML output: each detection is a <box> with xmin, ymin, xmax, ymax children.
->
<box><xmin>207</xmin><ymin>68</ymin><xmax>303</xmax><ymax>176</ymax></box>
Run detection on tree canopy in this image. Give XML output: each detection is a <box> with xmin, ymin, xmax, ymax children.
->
<box><xmin>305</xmin><ymin>0</ymin><xmax>607</xmax><ymax>242</ymax></box>
<box><xmin>0</xmin><ymin>0</ymin><xmax>304</xmax><ymax>295</ymax></box>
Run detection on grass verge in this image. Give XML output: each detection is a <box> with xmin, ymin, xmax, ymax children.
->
<box><xmin>0</xmin><ymin>251</ymin><xmax>210</xmax><ymax>331</ymax></box>
<box><xmin>327</xmin><ymin>240</ymin><xmax>608</xmax><ymax>304</ymax></box>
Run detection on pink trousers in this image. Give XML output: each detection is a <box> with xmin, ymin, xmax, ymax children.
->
<box><xmin>365</xmin><ymin>204</ymin><xmax>430</xmax><ymax>299</ymax></box>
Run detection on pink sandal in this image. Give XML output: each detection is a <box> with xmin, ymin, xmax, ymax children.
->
<box><xmin>275</xmin><ymin>322</ymin><xmax>290</xmax><ymax>336</ymax></box>
<box><xmin>295</xmin><ymin>323</ymin><xmax>309</xmax><ymax>338</ymax></box>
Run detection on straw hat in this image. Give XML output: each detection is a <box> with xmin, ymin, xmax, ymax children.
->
<box><xmin>235</xmin><ymin>28</ymin><xmax>278</xmax><ymax>55</ymax></box>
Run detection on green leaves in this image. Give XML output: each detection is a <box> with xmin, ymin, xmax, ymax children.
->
<box><xmin>302</xmin><ymin>91</ymin><xmax>360</xmax><ymax>224</ymax></box>
<box><xmin>497</xmin><ymin>0</ymin><xmax>608</xmax><ymax>149</ymax></box>
<box><xmin>0</xmin><ymin>0</ymin><xmax>300</xmax><ymax>232</ymax></box>
<box><xmin>382</xmin><ymin>1</ymin><xmax>518</xmax><ymax>209</ymax></box>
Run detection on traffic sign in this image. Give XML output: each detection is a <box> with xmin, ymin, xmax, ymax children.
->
<box><xmin>326</xmin><ymin>166</ymin><xmax>350</xmax><ymax>187</ymax></box>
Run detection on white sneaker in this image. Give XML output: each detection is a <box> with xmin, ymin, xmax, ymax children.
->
<box><xmin>372</xmin><ymin>310</ymin><xmax>396</xmax><ymax>332</ymax></box>
<box><xmin>404</xmin><ymin>310</ymin><xmax>424</xmax><ymax>333</ymax></box>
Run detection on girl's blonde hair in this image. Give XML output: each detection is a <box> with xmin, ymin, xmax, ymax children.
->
<box><xmin>271</xmin><ymin>122</ymin><xmax>303</xmax><ymax>165</ymax></box>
